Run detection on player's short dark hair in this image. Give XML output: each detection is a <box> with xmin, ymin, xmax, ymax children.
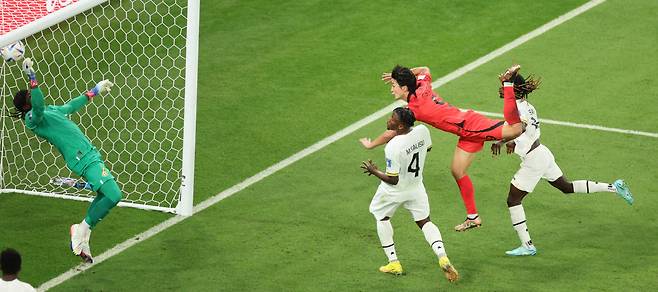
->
<box><xmin>10</xmin><ymin>89</ymin><xmax>30</xmax><ymax>119</ymax></box>
<box><xmin>1</xmin><ymin>248</ymin><xmax>22</xmax><ymax>275</ymax></box>
<box><xmin>393</xmin><ymin>107</ymin><xmax>415</xmax><ymax>128</ymax></box>
<box><xmin>391</xmin><ymin>65</ymin><xmax>417</xmax><ymax>97</ymax></box>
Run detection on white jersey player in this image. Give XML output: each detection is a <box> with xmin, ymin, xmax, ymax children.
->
<box><xmin>360</xmin><ymin>107</ymin><xmax>458</xmax><ymax>282</ymax></box>
<box><xmin>491</xmin><ymin>74</ymin><xmax>634</xmax><ymax>256</ymax></box>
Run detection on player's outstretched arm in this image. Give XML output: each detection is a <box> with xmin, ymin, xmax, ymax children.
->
<box><xmin>22</xmin><ymin>58</ymin><xmax>38</xmax><ymax>88</ymax></box>
<box><xmin>359</xmin><ymin>130</ymin><xmax>397</xmax><ymax>149</ymax></box>
<box><xmin>22</xmin><ymin>58</ymin><xmax>45</xmax><ymax>124</ymax></box>
<box><xmin>410</xmin><ymin>66</ymin><xmax>430</xmax><ymax>76</ymax></box>
<box><xmin>58</xmin><ymin>80</ymin><xmax>114</xmax><ymax>115</ymax></box>
<box><xmin>85</xmin><ymin>79</ymin><xmax>114</xmax><ymax>100</ymax></box>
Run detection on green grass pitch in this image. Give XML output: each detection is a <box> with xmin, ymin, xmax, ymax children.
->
<box><xmin>1</xmin><ymin>0</ymin><xmax>657</xmax><ymax>290</ymax></box>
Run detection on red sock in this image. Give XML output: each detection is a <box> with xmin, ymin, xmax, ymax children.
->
<box><xmin>456</xmin><ymin>175</ymin><xmax>477</xmax><ymax>214</ymax></box>
<box><xmin>502</xmin><ymin>83</ymin><xmax>521</xmax><ymax>125</ymax></box>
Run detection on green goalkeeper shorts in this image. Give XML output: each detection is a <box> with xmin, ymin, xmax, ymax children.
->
<box><xmin>83</xmin><ymin>161</ymin><xmax>116</xmax><ymax>192</ymax></box>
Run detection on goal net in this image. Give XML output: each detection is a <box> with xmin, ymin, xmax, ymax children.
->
<box><xmin>0</xmin><ymin>0</ymin><xmax>198</xmax><ymax>215</ymax></box>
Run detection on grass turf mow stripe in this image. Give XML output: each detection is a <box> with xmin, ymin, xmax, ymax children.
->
<box><xmin>41</xmin><ymin>0</ymin><xmax>649</xmax><ymax>290</ymax></box>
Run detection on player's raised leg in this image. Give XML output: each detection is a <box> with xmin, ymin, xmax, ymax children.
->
<box><xmin>549</xmin><ymin>177</ymin><xmax>634</xmax><ymax>205</ymax></box>
<box><xmin>499</xmin><ymin>65</ymin><xmax>524</xmax><ymax>141</ymax></box>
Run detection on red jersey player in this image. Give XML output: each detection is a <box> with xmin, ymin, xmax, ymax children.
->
<box><xmin>360</xmin><ymin>64</ymin><xmax>524</xmax><ymax>232</ymax></box>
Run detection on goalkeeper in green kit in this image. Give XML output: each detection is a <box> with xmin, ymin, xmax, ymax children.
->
<box><xmin>11</xmin><ymin>58</ymin><xmax>119</xmax><ymax>263</ymax></box>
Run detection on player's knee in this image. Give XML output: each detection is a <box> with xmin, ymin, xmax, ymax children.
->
<box><xmin>451</xmin><ymin>169</ymin><xmax>464</xmax><ymax>179</ymax></box>
<box><xmin>513</xmin><ymin>123</ymin><xmax>523</xmax><ymax>135</ymax></box>
<box><xmin>554</xmin><ymin>182</ymin><xmax>573</xmax><ymax>194</ymax></box>
<box><xmin>504</xmin><ymin>123</ymin><xmax>523</xmax><ymax>140</ymax></box>
<box><xmin>506</xmin><ymin>196</ymin><xmax>522</xmax><ymax>207</ymax></box>
<box><xmin>415</xmin><ymin>217</ymin><xmax>430</xmax><ymax>229</ymax></box>
<box><xmin>100</xmin><ymin>180</ymin><xmax>123</xmax><ymax>204</ymax></box>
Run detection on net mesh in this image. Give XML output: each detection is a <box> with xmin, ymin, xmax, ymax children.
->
<box><xmin>1</xmin><ymin>0</ymin><xmax>187</xmax><ymax>212</ymax></box>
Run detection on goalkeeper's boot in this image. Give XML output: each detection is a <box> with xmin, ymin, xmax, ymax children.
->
<box><xmin>454</xmin><ymin>216</ymin><xmax>482</xmax><ymax>232</ymax></box>
<box><xmin>378</xmin><ymin>260</ymin><xmax>403</xmax><ymax>275</ymax></box>
<box><xmin>505</xmin><ymin>245</ymin><xmax>537</xmax><ymax>256</ymax></box>
<box><xmin>69</xmin><ymin>224</ymin><xmax>85</xmax><ymax>256</ymax></box>
<box><xmin>79</xmin><ymin>230</ymin><xmax>93</xmax><ymax>263</ymax></box>
<box><xmin>438</xmin><ymin>256</ymin><xmax>459</xmax><ymax>282</ymax></box>
<box><xmin>613</xmin><ymin>179</ymin><xmax>634</xmax><ymax>205</ymax></box>
<box><xmin>80</xmin><ymin>243</ymin><xmax>93</xmax><ymax>264</ymax></box>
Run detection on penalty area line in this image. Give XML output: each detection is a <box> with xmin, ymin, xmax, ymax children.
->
<box><xmin>38</xmin><ymin>0</ymin><xmax>610</xmax><ymax>290</ymax></box>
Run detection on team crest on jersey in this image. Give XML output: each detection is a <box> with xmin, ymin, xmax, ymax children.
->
<box><xmin>386</xmin><ymin>158</ymin><xmax>392</xmax><ymax>168</ymax></box>
<box><xmin>102</xmin><ymin>167</ymin><xmax>109</xmax><ymax>177</ymax></box>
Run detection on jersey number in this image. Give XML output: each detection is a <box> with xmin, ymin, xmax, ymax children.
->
<box><xmin>407</xmin><ymin>152</ymin><xmax>420</xmax><ymax>177</ymax></box>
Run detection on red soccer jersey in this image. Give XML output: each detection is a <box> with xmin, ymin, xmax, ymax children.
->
<box><xmin>406</xmin><ymin>73</ymin><xmax>467</xmax><ymax>136</ymax></box>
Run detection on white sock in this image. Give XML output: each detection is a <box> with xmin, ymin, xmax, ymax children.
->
<box><xmin>421</xmin><ymin>222</ymin><xmax>447</xmax><ymax>258</ymax></box>
<box><xmin>572</xmin><ymin>180</ymin><xmax>614</xmax><ymax>194</ymax></box>
<box><xmin>80</xmin><ymin>219</ymin><xmax>91</xmax><ymax>235</ymax></box>
<box><xmin>509</xmin><ymin>205</ymin><xmax>533</xmax><ymax>249</ymax></box>
<box><xmin>377</xmin><ymin>220</ymin><xmax>397</xmax><ymax>262</ymax></box>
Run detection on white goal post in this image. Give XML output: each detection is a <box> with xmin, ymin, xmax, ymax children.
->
<box><xmin>0</xmin><ymin>0</ymin><xmax>199</xmax><ymax>215</ymax></box>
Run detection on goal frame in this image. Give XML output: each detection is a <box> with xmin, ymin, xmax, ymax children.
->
<box><xmin>0</xmin><ymin>0</ymin><xmax>198</xmax><ymax>216</ymax></box>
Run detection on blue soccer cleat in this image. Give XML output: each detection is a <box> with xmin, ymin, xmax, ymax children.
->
<box><xmin>505</xmin><ymin>245</ymin><xmax>537</xmax><ymax>256</ymax></box>
<box><xmin>613</xmin><ymin>179</ymin><xmax>634</xmax><ymax>205</ymax></box>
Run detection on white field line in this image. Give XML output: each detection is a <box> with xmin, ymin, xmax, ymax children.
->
<box><xmin>478</xmin><ymin>111</ymin><xmax>658</xmax><ymax>138</ymax></box>
<box><xmin>39</xmin><ymin>0</ymin><xmax>624</xmax><ymax>290</ymax></box>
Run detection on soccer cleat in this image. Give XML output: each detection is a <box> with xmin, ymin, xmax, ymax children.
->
<box><xmin>378</xmin><ymin>260</ymin><xmax>403</xmax><ymax>275</ymax></box>
<box><xmin>613</xmin><ymin>179</ymin><xmax>634</xmax><ymax>205</ymax></box>
<box><xmin>454</xmin><ymin>216</ymin><xmax>482</xmax><ymax>232</ymax></box>
<box><xmin>505</xmin><ymin>245</ymin><xmax>537</xmax><ymax>256</ymax></box>
<box><xmin>499</xmin><ymin>64</ymin><xmax>521</xmax><ymax>82</ymax></box>
<box><xmin>69</xmin><ymin>224</ymin><xmax>85</xmax><ymax>256</ymax></box>
<box><xmin>438</xmin><ymin>256</ymin><xmax>459</xmax><ymax>282</ymax></box>
<box><xmin>79</xmin><ymin>243</ymin><xmax>94</xmax><ymax>264</ymax></box>
<box><xmin>79</xmin><ymin>230</ymin><xmax>93</xmax><ymax>263</ymax></box>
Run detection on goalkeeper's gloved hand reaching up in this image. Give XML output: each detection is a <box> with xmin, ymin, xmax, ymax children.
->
<box><xmin>85</xmin><ymin>79</ymin><xmax>114</xmax><ymax>100</ymax></box>
<box><xmin>22</xmin><ymin>58</ymin><xmax>38</xmax><ymax>88</ymax></box>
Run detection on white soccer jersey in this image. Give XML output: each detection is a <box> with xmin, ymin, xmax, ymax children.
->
<box><xmin>0</xmin><ymin>279</ymin><xmax>36</xmax><ymax>292</ymax></box>
<box><xmin>379</xmin><ymin>124</ymin><xmax>432</xmax><ymax>201</ymax></box>
<box><xmin>513</xmin><ymin>100</ymin><xmax>540</xmax><ymax>157</ymax></box>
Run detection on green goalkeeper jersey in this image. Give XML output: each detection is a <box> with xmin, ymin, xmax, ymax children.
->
<box><xmin>25</xmin><ymin>87</ymin><xmax>98</xmax><ymax>174</ymax></box>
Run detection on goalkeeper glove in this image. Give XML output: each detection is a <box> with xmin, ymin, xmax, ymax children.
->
<box><xmin>85</xmin><ymin>79</ymin><xmax>114</xmax><ymax>99</ymax></box>
<box><xmin>22</xmin><ymin>58</ymin><xmax>38</xmax><ymax>88</ymax></box>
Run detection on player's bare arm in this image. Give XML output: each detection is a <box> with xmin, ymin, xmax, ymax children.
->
<box><xmin>361</xmin><ymin>159</ymin><xmax>399</xmax><ymax>185</ymax></box>
<box><xmin>382</xmin><ymin>66</ymin><xmax>429</xmax><ymax>84</ymax></box>
<box><xmin>410</xmin><ymin>66</ymin><xmax>430</xmax><ymax>76</ymax></box>
<box><xmin>359</xmin><ymin>129</ymin><xmax>397</xmax><ymax>149</ymax></box>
